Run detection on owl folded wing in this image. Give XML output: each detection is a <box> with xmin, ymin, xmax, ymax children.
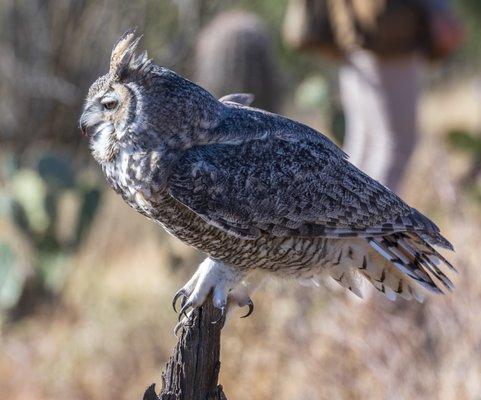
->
<box><xmin>168</xmin><ymin>134</ymin><xmax>451</xmax><ymax>249</ymax></box>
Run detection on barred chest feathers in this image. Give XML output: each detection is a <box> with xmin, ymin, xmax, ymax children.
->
<box><xmin>103</xmin><ymin>148</ymin><xmax>160</xmax><ymax>216</ymax></box>
<box><xmin>102</xmin><ymin>147</ymin><xmax>218</xmax><ymax>244</ymax></box>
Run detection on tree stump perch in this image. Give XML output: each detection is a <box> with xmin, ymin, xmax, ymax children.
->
<box><xmin>143</xmin><ymin>296</ymin><xmax>228</xmax><ymax>400</ymax></box>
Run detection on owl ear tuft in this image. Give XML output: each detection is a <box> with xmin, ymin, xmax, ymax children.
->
<box><xmin>110</xmin><ymin>28</ymin><xmax>142</xmax><ymax>79</ymax></box>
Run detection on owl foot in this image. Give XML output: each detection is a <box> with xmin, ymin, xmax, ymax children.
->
<box><xmin>172</xmin><ymin>258</ymin><xmax>254</xmax><ymax>333</ymax></box>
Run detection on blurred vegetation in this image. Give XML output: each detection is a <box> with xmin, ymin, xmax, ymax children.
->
<box><xmin>446</xmin><ymin>128</ymin><xmax>481</xmax><ymax>200</ymax></box>
<box><xmin>0</xmin><ymin>152</ymin><xmax>102</xmax><ymax>318</ymax></box>
<box><xmin>454</xmin><ymin>0</ymin><xmax>481</xmax><ymax>67</ymax></box>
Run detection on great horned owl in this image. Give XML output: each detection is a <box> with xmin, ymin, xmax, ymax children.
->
<box><xmin>80</xmin><ymin>30</ymin><xmax>455</xmax><ymax>322</ymax></box>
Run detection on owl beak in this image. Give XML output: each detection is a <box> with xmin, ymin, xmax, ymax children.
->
<box><xmin>79</xmin><ymin>112</ymin><xmax>90</xmax><ymax>137</ymax></box>
<box><xmin>79</xmin><ymin>120</ymin><xmax>88</xmax><ymax>136</ymax></box>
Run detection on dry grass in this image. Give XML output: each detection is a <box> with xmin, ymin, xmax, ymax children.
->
<box><xmin>1</xmin><ymin>82</ymin><xmax>481</xmax><ymax>400</ymax></box>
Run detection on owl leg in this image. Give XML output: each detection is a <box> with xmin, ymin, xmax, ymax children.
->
<box><xmin>172</xmin><ymin>258</ymin><xmax>253</xmax><ymax>326</ymax></box>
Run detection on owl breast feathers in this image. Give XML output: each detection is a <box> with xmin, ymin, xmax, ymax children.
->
<box><xmin>81</xmin><ymin>30</ymin><xmax>455</xmax><ymax>306</ymax></box>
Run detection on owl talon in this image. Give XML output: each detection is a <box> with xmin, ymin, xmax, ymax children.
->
<box><xmin>240</xmin><ymin>299</ymin><xmax>254</xmax><ymax>318</ymax></box>
<box><xmin>178</xmin><ymin>301</ymin><xmax>192</xmax><ymax>322</ymax></box>
<box><xmin>173</xmin><ymin>314</ymin><xmax>194</xmax><ymax>337</ymax></box>
<box><xmin>173</xmin><ymin>321</ymin><xmax>184</xmax><ymax>337</ymax></box>
<box><xmin>180</xmin><ymin>296</ymin><xmax>188</xmax><ymax>310</ymax></box>
<box><xmin>211</xmin><ymin>306</ymin><xmax>225</xmax><ymax>325</ymax></box>
<box><xmin>172</xmin><ymin>290</ymin><xmax>187</xmax><ymax>313</ymax></box>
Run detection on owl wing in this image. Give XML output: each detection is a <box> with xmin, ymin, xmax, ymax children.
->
<box><xmin>219</xmin><ymin>93</ymin><xmax>255</xmax><ymax>106</ymax></box>
<box><xmin>168</xmin><ymin>134</ymin><xmax>451</xmax><ymax>249</ymax></box>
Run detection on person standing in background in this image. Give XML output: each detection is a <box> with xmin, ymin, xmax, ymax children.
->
<box><xmin>284</xmin><ymin>0</ymin><xmax>463</xmax><ymax>192</ymax></box>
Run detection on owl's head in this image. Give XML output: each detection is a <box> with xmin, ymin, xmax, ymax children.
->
<box><xmin>80</xmin><ymin>29</ymin><xmax>223</xmax><ymax>166</ymax></box>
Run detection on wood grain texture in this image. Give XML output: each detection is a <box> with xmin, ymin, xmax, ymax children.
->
<box><xmin>143</xmin><ymin>296</ymin><xmax>227</xmax><ymax>400</ymax></box>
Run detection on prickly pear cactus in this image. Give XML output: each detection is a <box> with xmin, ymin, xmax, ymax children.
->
<box><xmin>1</xmin><ymin>151</ymin><xmax>103</xmax><ymax>315</ymax></box>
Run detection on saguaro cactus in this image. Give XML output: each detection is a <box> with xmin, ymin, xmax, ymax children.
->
<box><xmin>194</xmin><ymin>11</ymin><xmax>281</xmax><ymax>112</ymax></box>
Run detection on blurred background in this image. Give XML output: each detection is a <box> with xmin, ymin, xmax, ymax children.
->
<box><xmin>1</xmin><ymin>1</ymin><xmax>481</xmax><ymax>399</ymax></box>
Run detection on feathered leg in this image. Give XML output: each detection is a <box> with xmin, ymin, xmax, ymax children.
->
<box><xmin>173</xmin><ymin>258</ymin><xmax>255</xmax><ymax>331</ymax></box>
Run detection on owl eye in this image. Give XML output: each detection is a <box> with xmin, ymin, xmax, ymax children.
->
<box><xmin>101</xmin><ymin>98</ymin><xmax>118</xmax><ymax>111</ymax></box>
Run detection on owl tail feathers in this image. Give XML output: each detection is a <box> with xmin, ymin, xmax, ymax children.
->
<box><xmin>328</xmin><ymin>232</ymin><xmax>455</xmax><ymax>302</ymax></box>
<box><xmin>328</xmin><ymin>249</ymin><xmax>426</xmax><ymax>302</ymax></box>
<box><xmin>365</xmin><ymin>233</ymin><xmax>455</xmax><ymax>301</ymax></box>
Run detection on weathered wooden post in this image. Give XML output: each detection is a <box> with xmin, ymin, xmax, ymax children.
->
<box><xmin>143</xmin><ymin>296</ymin><xmax>228</xmax><ymax>400</ymax></box>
